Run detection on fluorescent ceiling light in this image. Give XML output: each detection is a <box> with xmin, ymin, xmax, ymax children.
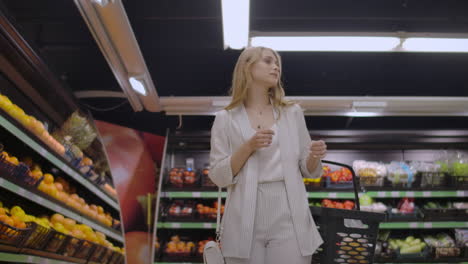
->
<box><xmin>74</xmin><ymin>0</ymin><xmax>160</xmax><ymax>112</ymax></box>
<box><xmin>250</xmin><ymin>36</ymin><xmax>400</xmax><ymax>52</ymax></box>
<box><xmin>352</xmin><ymin>101</ymin><xmax>387</xmax><ymax>108</ymax></box>
<box><xmin>402</xmin><ymin>38</ymin><xmax>468</xmax><ymax>53</ymax></box>
<box><xmin>346</xmin><ymin>111</ymin><xmax>381</xmax><ymax>117</ymax></box>
<box><xmin>129</xmin><ymin>77</ymin><xmax>146</xmax><ymax>95</ymax></box>
<box><xmin>221</xmin><ymin>0</ymin><xmax>249</xmax><ymax>49</ymax></box>
<box><xmin>92</xmin><ymin>0</ymin><xmax>108</xmax><ymax>6</ymax></box>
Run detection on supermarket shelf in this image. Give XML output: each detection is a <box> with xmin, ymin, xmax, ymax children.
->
<box><xmin>0</xmin><ymin>114</ymin><xmax>119</xmax><ymax>210</ymax></box>
<box><xmin>0</xmin><ymin>251</ymin><xmax>78</xmax><ymax>264</ymax></box>
<box><xmin>155</xmin><ymin>263</ymin><xmax>202</xmax><ymax>264</ymax></box>
<box><xmin>375</xmin><ymin>259</ymin><xmax>468</xmax><ymax>263</ymax></box>
<box><xmin>0</xmin><ymin>177</ymin><xmax>124</xmax><ymax>243</ymax></box>
<box><xmin>157</xmin><ymin>221</ymin><xmax>468</xmax><ymax>230</ymax></box>
<box><xmin>379</xmin><ymin>221</ymin><xmax>468</xmax><ymax>229</ymax></box>
<box><xmin>160</xmin><ymin>190</ymin><xmax>468</xmax><ymax>199</ymax></box>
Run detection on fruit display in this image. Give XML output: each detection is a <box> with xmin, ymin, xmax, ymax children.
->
<box><xmin>201</xmin><ymin>167</ymin><xmax>216</xmax><ymax>187</ymax></box>
<box><xmin>164</xmin><ymin>235</ymin><xmax>196</xmax><ymax>255</ymax></box>
<box><xmin>168</xmin><ymin>168</ymin><xmax>197</xmax><ymax>188</ymax></box>
<box><xmin>168</xmin><ymin>200</ymin><xmax>194</xmax><ymax>219</ymax></box>
<box><xmin>318</xmin><ymin>199</ymin><xmax>355</xmax><ymax>210</ymax></box>
<box><xmin>303</xmin><ymin>177</ymin><xmax>322</xmax><ymax>187</ymax></box>
<box><xmin>353</xmin><ymin>160</ymin><xmax>386</xmax><ymax>186</ymax></box>
<box><xmin>322</xmin><ymin>166</ymin><xmax>353</xmax><ymax>183</ymax></box>
<box><xmin>0</xmin><ymin>202</ymin><xmax>123</xmax><ymax>255</ymax></box>
<box><xmin>196</xmin><ymin>201</ymin><xmax>224</xmax><ymax>219</ymax></box>
<box><xmin>0</xmin><ymin>94</ymin><xmax>65</xmax><ymax>156</ymax></box>
<box><xmin>196</xmin><ymin>239</ymin><xmax>212</xmax><ymax>255</ymax></box>
<box><xmin>389</xmin><ymin>236</ymin><xmax>427</xmax><ymax>255</ymax></box>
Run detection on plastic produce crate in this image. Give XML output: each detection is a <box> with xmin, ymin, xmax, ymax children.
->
<box><xmin>0</xmin><ymin>220</ymin><xmax>31</xmax><ymax>252</ymax></box>
<box><xmin>21</xmin><ymin>222</ymin><xmax>52</xmax><ymax>250</ymax></box>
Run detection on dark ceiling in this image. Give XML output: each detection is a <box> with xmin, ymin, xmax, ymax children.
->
<box><xmin>1</xmin><ymin>0</ymin><xmax>468</xmax><ymax>134</ymax></box>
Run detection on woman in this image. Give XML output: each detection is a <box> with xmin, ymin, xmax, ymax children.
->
<box><xmin>209</xmin><ymin>46</ymin><xmax>327</xmax><ymax>264</ymax></box>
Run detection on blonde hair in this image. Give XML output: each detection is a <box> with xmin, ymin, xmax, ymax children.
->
<box><xmin>225</xmin><ymin>46</ymin><xmax>293</xmax><ymax>111</ymax></box>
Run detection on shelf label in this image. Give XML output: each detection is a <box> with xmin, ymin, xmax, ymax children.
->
<box><xmin>192</xmin><ymin>192</ymin><xmax>201</xmax><ymax>198</ymax></box>
<box><xmin>0</xmin><ymin>178</ymin><xmax>4</xmax><ymax>184</ymax></box>
<box><xmin>203</xmin><ymin>223</ymin><xmax>213</xmax><ymax>228</ymax></box>
<box><xmin>423</xmin><ymin>191</ymin><xmax>431</xmax><ymax>197</ymax></box>
<box><xmin>423</xmin><ymin>222</ymin><xmax>433</xmax><ymax>228</ymax></box>
<box><xmin>409</xmin><ymin>223</ymin><xmax>418</xmax><ymax>228</ymax></box>
<box><xmin>390</xmin><ymin>191</ymin><xmax>399</xmax><ymax>197</ymax></box>
<box><xmin>171</xmin><ymin>223</ymin><xmax>181</xmax><ymax>228</ymax></box>
<box><xmin>406</xmin><ymin>191</ymin><xmax>415</xmax><ymax>197</ymax></box>
<box><xmin>456</xmin><ymin>191</ymin><xmax>467</xmax><ymax>197</ymax></box>
<box><xmin>377</xmin><ymin>192</ymin><xmax>386</xmax><ymax>198</ymax></box>
<box><xmin>18</xmin><ymin>188</ymin><xmax>26</xmax><ymax>196</ymax></box>
<box><xmin>38</xmin><ymin>147</ymin><xmax>47</xmax><ymax>156</ymax></box>
<box><xmin>328</xmin><ymin>193</ymin><xmax>337</xmax><ymax>198</ymax></box>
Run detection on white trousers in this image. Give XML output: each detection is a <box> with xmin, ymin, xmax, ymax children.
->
<box><xmin>225</xmin><ymin>181</ymin><xmax>312</xmax><ymax>264</ymax></box>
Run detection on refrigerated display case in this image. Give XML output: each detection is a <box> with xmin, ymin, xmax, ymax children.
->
<box><xmin>153</xmin><ymin>129</ymin><xmax>468</xmax><ymax>264</ymax></box>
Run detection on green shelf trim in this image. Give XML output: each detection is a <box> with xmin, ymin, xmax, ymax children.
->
<box><xmin>157</xmin><ymin>221</ymin><xmax>468</xmax><ymax>230</ymax></box>
<box><xmin>162</xmin><ymin>190</ymin><xmax>467</xmax><ymax>199</ymax></box>
<box><xmin>0</xmin><ymin>252</ymin><xmax>78</xmax><ymax>263</ymax></box>
<box><xmin>379</xmin><ymin>221</ymin><xmax>468</xmax><ymax>229</ymax></box>
<box><xmin>157</xmin><ymin>222</ymin><xmax>216</xmax><ymax>229</ymax></box>
<box><xmin>0</xmin><ymin>177</ymin><xmax>124</xmax><ymax>243</ymax></box>
<box><xmin>0</xmin><ymin>114</ymin><xmax>118</xmax><ymax>210</ymax></box>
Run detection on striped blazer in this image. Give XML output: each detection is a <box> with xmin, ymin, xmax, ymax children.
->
<box><xmin>209</xmin><ymin>103</ymin><xmax>324</xmax><ymax>259</ymax></box>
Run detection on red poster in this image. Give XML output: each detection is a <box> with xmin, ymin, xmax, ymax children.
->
<box><xmin>95</xmin><ymin>120</ymin><xmax>164</xmax><ymax>264</ymax></box>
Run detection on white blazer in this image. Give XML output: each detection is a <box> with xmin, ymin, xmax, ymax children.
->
<box><xmin>209</xmin><ymin>103</ymin><xmax>324</xmax><ymax>259</ymax></box>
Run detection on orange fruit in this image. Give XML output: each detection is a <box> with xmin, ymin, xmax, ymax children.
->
<box><xmin>54</xmin><ymin>182</ymin><xmax>63</xmax><ymax>192</ymax></box>
<box><xmin>8</xmin><ymin>157</ymin><xmax>19</xmax><ymax>166</ymax></box>
<box><xmin>0</xmin><ymin>215</ymin><xmax>14</xmax><ymax>226</ymax></box>
<box><xmin>15</xmin><ymin>221</ymin><xmax>26</xmax><ymax>229</ymax></box>
<box><xmin>0</xmin><ymin>208</ymin><xmax>6</xmax><ymax>215</ymax></box>
<box><xmin>97</xmin><ymin>206</ymin><xmax>104</xmax><ymax>214</ymax></box>
<box><xmin>51</xmin><ymin>213</ymin><xmax>65</xmax><ymax>224</ymax></box>
<box><xmin>30</xmin><ymin>170</ymin><xmax>43</xmax><ymax>180</ymax></box>
<box><xmin>43</xmin><ymin>173</ymin><xmax>54</xmax><ymax>184</ymax></box>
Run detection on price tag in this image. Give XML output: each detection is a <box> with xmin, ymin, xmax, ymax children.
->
<box><xmin>409</xmin><ymin>222</ymin><xmax>418</xmax><ymax>228</ymax></box>
<box><xmin>456</xmin><ymin>191</ymin><xmax>467</xmax><ymax>197</ymax></box>
<box><xmin>406</xmin><ymin>191</ymin><xmax>415</xmax><ymax>197</ymax></box>
<box><xmin>423</xmin><ymin>222</ymin><xmax>433</xmax><ymax>228</ymax></box>
<box><xmin>0</xmin><ymin>178</ymin><xmax>4</xmax><ymax>184</ymax></box>
<box><xmin>377</xmin><ymin>192</ymin><xmax>386</xmax><ymax>198</ymax></box>
<box><xmin>423</xmin><ymin>191</ymin><xmax>431</xmax><ymax>197</ymax></box>
<box><xmin>172</xmin><ymin>223</ymin><xmax>181</xmax><ymax>228</ymax></box>
<box><xmin>192</xmin><ymin>192</ymin><xmax>201</xmax><ymax>198</ymax></box>
<box><xmin>391</xmin><ymin>191</ymin><xmax>399</xmax><ymax>198</ymax></box>
<box><xmin>203</xmin><ymin>223</ymin><xmax>213</xmax><ymax>228</ymax></box>
<box><xmin>328</xmin><ymin>193</ymin><xmax>337</xmax><ymax>198</ymax></box>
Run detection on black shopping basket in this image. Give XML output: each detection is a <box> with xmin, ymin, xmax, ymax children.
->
<box><xmin>311</xmin><ymin>160</ymin><xmax>387</xmax><ymax>264</ymax></box>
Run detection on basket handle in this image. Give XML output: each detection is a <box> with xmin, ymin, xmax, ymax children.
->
<box><xmin>321</xmin><ymin>160</ymin><xmax>361</xmax><ymax>211</ymax></box>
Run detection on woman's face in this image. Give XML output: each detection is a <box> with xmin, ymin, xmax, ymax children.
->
<box><xmin>250</xmin><ymin>49</ymin><xmax>280</xmax><ymax>89</ymax></box>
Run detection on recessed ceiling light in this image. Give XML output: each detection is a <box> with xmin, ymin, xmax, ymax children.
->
<box><xmin>129</xmin><ymin>77</ymin><xmax>147</xmax><ymax>96</ymax></box>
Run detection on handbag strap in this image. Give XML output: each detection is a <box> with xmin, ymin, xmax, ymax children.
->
<box><xmin>215</xmin><ymin>187</ymin><xmax>222</xmax><ymax>243</ymax></box>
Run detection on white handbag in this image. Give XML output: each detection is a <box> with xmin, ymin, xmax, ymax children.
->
<box><xmin>203</xmin><ymin>187</ymin><xmax>225</xmax><ymax>264</ymax></box>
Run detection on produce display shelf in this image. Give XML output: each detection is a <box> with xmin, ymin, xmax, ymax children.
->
<box><xmin>157</xmin><ymin>221</ymin><xmax>468</xmax><ymax>230</ymax></box>
<box><xmin>160</xmin><ymin>190</ymin><xmax>468</xmax><ymax>199</ymax></box>
<box><xmin>0</xmin><ymin>114</ymin><xmax>119</xmax><ymax>210</ymax></box>
<box><xmin>0</xmin><ymin>252</ymin><xmax>79</xmax><ymax>264</ymax></box>
<box><xmin>0</xmin><ymin>176</ymin><xmax>124</xmax><ymax>242</ymax></box>
<box><xmin>375</xmin><ymin>259</ymin><xmax>468</xmax><ymax>264</ymax></box>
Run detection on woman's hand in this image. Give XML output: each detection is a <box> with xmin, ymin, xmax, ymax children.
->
<box><xmin>309</xmin><ymin>140</ymin><xmax>327</xmax><ymax>160</ymax></box>
<box><xmin>248</xmin><ymin>129</ymin><xmax>275</xmax><ymax>152</ymax></box>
